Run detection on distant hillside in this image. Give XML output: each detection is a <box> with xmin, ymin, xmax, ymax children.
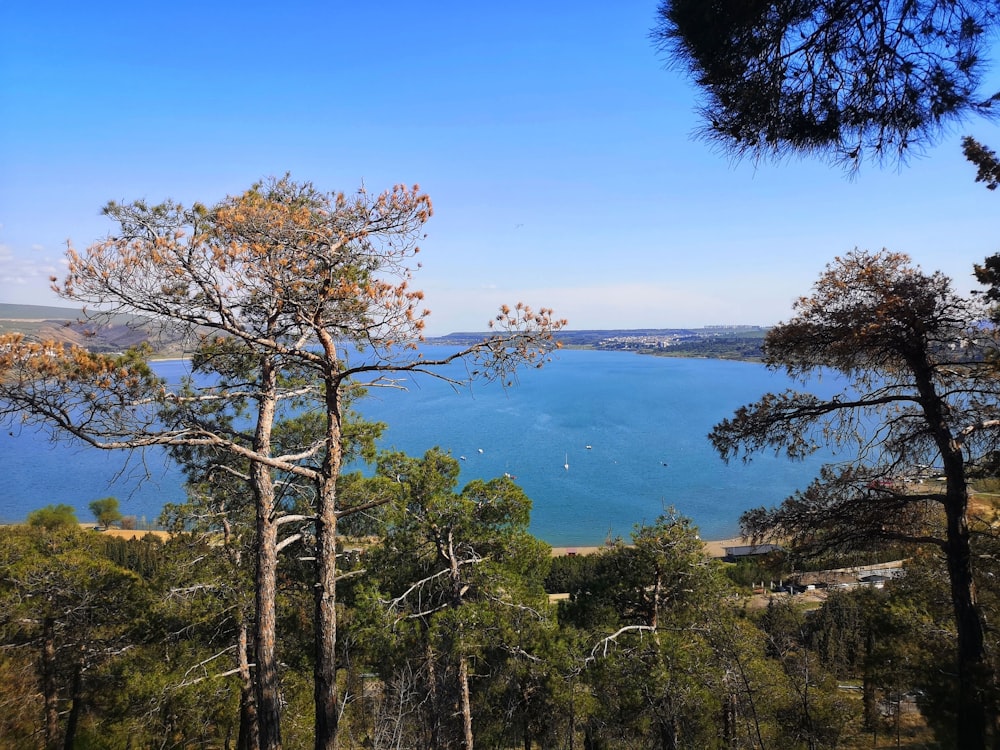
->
<box><xmin>0</xmin><ymin>303</ymin><xmax>184</xmax><ymax>355</ymax></box>
<box><xmin>430</xmin><ymin>326</ymin><xmax>769</xmax><ymax>360</ymax></box>
<box><xmin>0</xmin><ymin>303</ymin><xmax>83</xmax><ymax>320</ymax></box>
<box><xmin>0</xmin><ymin>305</ymin><xmax>768</xmax><ymax>361</ymax></box>
<box><xmin>431</xmin><ymin>328</ymin><xmax>704</xmax><ymax>347</ymax></box>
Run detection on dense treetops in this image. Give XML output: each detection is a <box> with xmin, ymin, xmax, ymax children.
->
<box><xmin>656</xmin><ymin>0</ymin><xmax>1000</xmax><ymax>168</ymax></box>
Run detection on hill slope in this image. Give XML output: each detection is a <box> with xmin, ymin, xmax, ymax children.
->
<box><xmin>0</xmin><ymin>303</ymin><xmax>173</xmax><ymax>354</ymax></box>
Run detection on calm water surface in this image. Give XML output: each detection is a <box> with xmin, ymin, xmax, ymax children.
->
<box><xmin>0</xmin><ymin>348</ymin><xmax>841</xmax><ymax>545</ymax></box>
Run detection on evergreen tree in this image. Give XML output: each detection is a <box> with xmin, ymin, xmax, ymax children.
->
<box><xmin>712</xmin><ymin>250</ymin><xmax>1000</xmax><ymax>747</ymax></box>
<box><xmin>363</xmin><ymin>448</ymin><xmax>553</xmax><ymax>750</ymax></box>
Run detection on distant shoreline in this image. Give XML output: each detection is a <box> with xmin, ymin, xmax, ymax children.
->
<box><xmin>550</xmin><ymin>537</ymin><xmax>746</xmax><ymax>558</ymax></box>
<box><xmin>8</xmin><ymin>524</ymin><xmax>748</xmax><ymax>559</ymax></box>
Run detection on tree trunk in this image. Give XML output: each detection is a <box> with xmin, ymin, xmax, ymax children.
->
<box><xmin>657</xmin><ymin>722</ymin><xmax>678</xmax><ymax>750</ymax></box>
<box><xmin>728</xmin><ymin>647</ymin><xmax>765</xmax><ymax>750</ymax></box>
<box><xmin>582</xmin><ymin>721</ymin><xmax>601</xmax><ymax>750</ymax></box>
<box><xmin>237</xmin><ymin>621</ymin><xmax>260</xmax><ymax>750</ymax></box>
<box><xmin>458</xmin><ymin>653</ymin><xmax>474</xmax><ymax>750</ymax></box>
<box><xmin>314</xmin><ymin>369</ymin><xmax>344</xmax><ymax>750</ymax></box>
<box><xmin>426</xmin><ymin>634</ymin><xmax>441</xmax><ymax>750</ymax></box>
<box><xmin>722</xmin><ymin>690</ymin><xmax>737</xmax><ymax>749</ymax></box>
<box><xmin>863</xmin><ymin>628</ymin><xmax>876</xmax><ymax>733</ymax></box>
<box><xmin>254</xmin><ymin>506</ymin><xmax>282</xmax><ymax>750</ymax></box>
<box><xmin>944</xmin><ymin>493</ymin><xmax>988</xmax><ymax>749</ymax></box>
<box><xmin>41</xmin><ymin>617</ymin><xmax>59</xmax><ymax>750</ymax></box>
<box><xmin>915</xmin><ymin>358</ymin><xmax>990</xmax><ymax>749</ymax></box>
<box><xmin>445</xmin><ymin>529</ymin><xmax>474</xmax><ymax>750</ymax></box>
<box><xmin>63</xmin><ymin>652</ymin><xmax>84</xmax><ymax>750</ymax></box>
<box><xmin>568</xmin><ymin>673</ymin><xmax>576</xmax><ymax>750</ymax></box>
<box><xmin>655</xmin><ymin>694</ymin><xmax>679</xmax><ymax>750</ymax></box>
<box><xmin>252</xmin><ymin>357</ymin><xmax>283</xmax><ymax>750</ymax></box>
<box><xmin>313</xmin><ymin>487</ymin><xmax>339</xmax><ymax>750</ymax></box>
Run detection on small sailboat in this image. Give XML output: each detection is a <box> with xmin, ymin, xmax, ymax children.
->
<box><xmin>564</xmin><ymin>453</ymin><xmax>569</xmax><ymax>471</ymax></box>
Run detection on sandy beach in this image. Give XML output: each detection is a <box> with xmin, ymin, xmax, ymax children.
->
<box><xmin>76</xmin><ymin>526</ymin><xmax>748</xmax><ymax>558</ymax></box>
<box><xmin>550</xmin><ymin>537</ymin><xmax>750</xmax><ymax>559</ymax></box>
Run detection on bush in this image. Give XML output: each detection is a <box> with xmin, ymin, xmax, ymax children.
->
<box><xmin>26</xmin><ymin>503</ymin><xmax>78</xmax><ymax>531</ymax></box>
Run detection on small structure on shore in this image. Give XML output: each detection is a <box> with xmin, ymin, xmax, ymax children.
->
<box><xmin>722</xmin><ymin>542</ymin><xmax>781</xmax><ymax>561</ymax></box>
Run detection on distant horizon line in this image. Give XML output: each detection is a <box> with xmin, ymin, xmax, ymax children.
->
<box><xmin>432</xmin><ymin>324</ymin><xmax>771</xmax><ymax>336</ymax></box>
<box><xmin>0</xmin><ymin>302</ymin><xmax>772</xmax><ymax>335</ymax></box>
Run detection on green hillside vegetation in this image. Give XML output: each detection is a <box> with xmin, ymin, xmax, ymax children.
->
<box><xmin>436</xmin><ymin>328</ymin><xmax>769</xmax><ymax>360</ymax></box>
<box><xmin>651</xmin><ymin>333</ymin><xmax>767</xmax><ymax>361</ymax></box>
<box><xmin>0</xmin><ymin>497</ymin><xmax>965</xmax><ymax>749</ymax></box>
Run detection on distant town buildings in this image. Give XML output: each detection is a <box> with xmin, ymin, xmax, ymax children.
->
<box><xmin>595</xmin><ymin>326</ymin><xmax>767</xmax><ymax>351</ymax></box>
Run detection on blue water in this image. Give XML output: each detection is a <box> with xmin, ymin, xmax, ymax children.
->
<box><xmin>0</xmin><ymin>349</ymin><xmax>841</xmax><ymax>545</ymax></box>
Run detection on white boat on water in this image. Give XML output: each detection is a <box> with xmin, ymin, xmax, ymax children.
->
<box><xmin>564</xmin><ymin>453</ymin><xmax>569</xmax><ymax>471</ymax></box>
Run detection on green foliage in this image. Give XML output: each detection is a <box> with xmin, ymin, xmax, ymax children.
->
<box><xmin>584</xmin><ymin>625</ymin><xmax>724</xmax><ymax>749</ymax></box>
<box><xmin>558</xmin><ymin>510</ymin><xmax>723</xmax><ymax>631</ymax></box>
<box><xmin>89</xmin><ymin>495</ymin><xmax>122</xmax><ymax>529</ymax></box>
<box><xmin>359</xmin><ymin>448</ymin><xmax>555</xmax><ymax>748</ymax></box>
<box><xmin>0</xmin><ymin>650</ymin><xmax>41</xmax><ymax>747</ymax></box>
<box><xmin>0</xmin><ymin>525</ymin><xmax>152</xmax><ymax>748</ymax></box>
<box><xmin>336</xmin><ymin>470</ymin><xmax>394</xmax><ymax>537</ymax></box>
<box><xmin>26</xmin><ymin>502</ymin><xmax>78</xmax><ymax>530</ymax></box>
<box><xmin>712</xmin><ymin>250</ymin><xmax>1000</xmax><ymax>746</ymax></box>
<box><xmin>723</xmin><ymin>550</ymin><xmax>791</xmax><ymax>588</ymax></box>
<box><xmin>5</xmin><ymin>490</ymin><xmax>940</xmax><ymax>748</ymax></box>
<box><xmin>562</xmin><ymin>513</ymin><xmax>734</xmax><ymax>749</ymax></box>
<box><xmin>752</xmin><ymin>599</ymin><xmax>860</xmax><ymax>747</ymax></box>
<box><xmin>95</xmin><ymin>643</ymin><xmax>244</xmax><ymax>748</ymax></box>
<box><xmin>100</xmin><ymin>533</ymin><xmax>166</xmax><ymax>579</ymax></box>
<box><xmin>805</xmin><ymin>589</ymin><xmax>879</xmax><ymax>678</ymax></box>
<box><xmin>656</xmin><ymin>0</ymin><xmax>998</xmax><ymax>168</ymax></box>
<box><xmin>545</xmin><ymin>551</ymin><xmax>606</xmax><ymax>594</ymax></box>
<box><xmin>869</xmin><ymin>549</ymin><xmax>1000</xmax><ymax>746</ymax></box>
<box><xmin>654</xmin><ymin>334</ymin><xmax>765</xmax><ymax>360</ymax></box>
<box><xmin>965</xmin><ymin>136</ymin><xmax>1000</xmax><ymax>192</ymax></box>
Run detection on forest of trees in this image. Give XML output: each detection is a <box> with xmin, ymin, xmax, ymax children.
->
<box><xmin>9</xmin><ymin>0</ymin><xmax>1000</xmax><ymax>733</ymax></box>
<box><xmin>4</xmin><ymin>485</ymin><xmax>994</xmax><ymax>750</ymax></box>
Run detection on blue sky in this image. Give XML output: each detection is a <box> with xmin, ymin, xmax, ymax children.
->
<box><xmin>3</xmin><ymin>1</ymin><xmax>1000</xmax><ymax>335</ymax></box>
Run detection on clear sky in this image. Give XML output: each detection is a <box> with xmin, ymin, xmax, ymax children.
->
<box><xmin>3</xmin><ymin>1</ymin><xmax>1000</xmax><ymax>336</ymax></box>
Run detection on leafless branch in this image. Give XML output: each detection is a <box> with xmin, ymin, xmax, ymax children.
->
<box><xmin>585</xmin><ymin>625</ymin><xmax>657</xmax><ymax>663</ymax></box>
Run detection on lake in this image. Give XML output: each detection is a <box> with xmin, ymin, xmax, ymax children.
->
<box><xmin>0</xmin><ymin>348</ymin><xmax>842</xmax><ymax>545</ymax></box>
